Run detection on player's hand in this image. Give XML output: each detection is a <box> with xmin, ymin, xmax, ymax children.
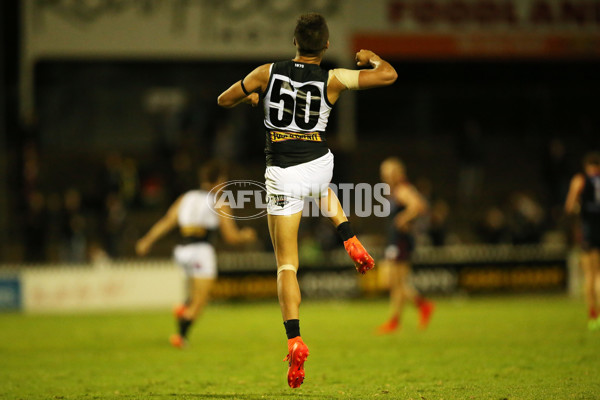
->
<box><xmin>355</xmin><ymin>49</ymin><xmax>376</xmax><ymax>67</ymax></box>
<box><xmin>240</xmin><ymin>227</ymin><xmax>257</xmax><ymax>243</ymax></box>
<box><xmin>135</xmin><ymin>237</ymin><xmax>152</xmax><ymax>256</ymax></box>
<box><xmin>243</xmin><ymin>92</ymin><xmax>260</xmax><ymax>107</ymax></box>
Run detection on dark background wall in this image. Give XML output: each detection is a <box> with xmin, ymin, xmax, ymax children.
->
<box><xmin>3</xmin><ymin>1</ymin><xmax>600</xmax><ymax>262</ymax></box>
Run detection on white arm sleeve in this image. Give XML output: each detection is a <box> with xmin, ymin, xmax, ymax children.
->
<box><xmin>329</xmin><ymin>68</ymin><xmax>361</xmax><ymax>90</ymax></box>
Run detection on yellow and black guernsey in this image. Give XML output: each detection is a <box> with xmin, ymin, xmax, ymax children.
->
<box><xmin>262</xmin><ymin>60</ymin><xmax>332</xmax><ymax>168</ymax></box>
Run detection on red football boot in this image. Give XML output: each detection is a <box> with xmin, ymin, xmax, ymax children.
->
<box><xmin>344</xmin><ymin>236</ymin><xmax>375</xmax><ymax>274</ymax></box>
<box><xmin>283</xmin><ymin>337</ymin><xmax>309</xmax><ymax>388</ymax></box>
<box><xmin>169</xmin><ymin>333</ymin><xmax>187</xmax><ymax>349</ymax></box>
<box><xmin>418</xmin><ymin>301</ymin><xmax>435</xmax><ymax>330</ymax></box>
<box><xmin>377</xmin><ymin>317</ymin><xmax>399</xmax><ymax>335</ymax></box>
<box><xmin>173</xmin><ymin>304</ymin><xmax>186</xmax><ymax>319</ymax></box>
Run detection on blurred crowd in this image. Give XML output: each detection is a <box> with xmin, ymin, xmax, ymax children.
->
<box><xmin>11</xmin><ymin>104</ymin><xmax>264</xmax><ymax>264</ymax></box>
<box><xmin>19</xmin><ymin>143</ymin><xmax>136</xmax><ymax>264</ymax></box>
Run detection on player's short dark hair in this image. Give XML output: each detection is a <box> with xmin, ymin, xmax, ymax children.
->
<box><xmin>294</xmin><ymin>13</ymin><xmax>329</xmax><ymax>56</ymax></box>
<box><xmin>200</xmin><ymin>160</ymin><xmax>228</xmax><ymax>185</ymax></box>
<box><xmin>583</xmin><ymin>152</ymin><xmax>600</xmax><ymax>167</ymax></box>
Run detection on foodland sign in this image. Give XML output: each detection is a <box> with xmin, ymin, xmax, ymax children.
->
<box><xmin>386</xmin><ymin>0</ymin><xmax>600</xmax><ymax>30</ymax></box>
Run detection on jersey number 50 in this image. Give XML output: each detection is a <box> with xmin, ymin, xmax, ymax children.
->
<box><xmin>269</xmin><ymin>79</ymin><xmax>321</xmax><ymax>130</ymax></box>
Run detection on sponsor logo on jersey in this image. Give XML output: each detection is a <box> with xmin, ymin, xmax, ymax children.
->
<box><xmin>270</xmin><ymin>131</ymin><xmax>323</xmax><ymax>143</ymax></box>
<box><xmin>270</xmin><ymin>194</ymin><xmax>289</xmax><ymax>208</ymax></box>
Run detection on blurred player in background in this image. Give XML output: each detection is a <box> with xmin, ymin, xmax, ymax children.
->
<box><xmin>135</xmin><ymin>161</ymin><xmax>256</xmax><ymax>347</ymax></box>
<box><xmin>565</xmin><ymin>152</ymin><xmax>600</xmax><ymax>330</ymax></box>
<box><xmin>377</xmin><ymin>157</ymin><xmax>434</xmax><ymax>334</ymax></box>
<box><xmin>217</xmin><ymin>13</ymin><xmax>396</xmax><ymax>388</ymax></box>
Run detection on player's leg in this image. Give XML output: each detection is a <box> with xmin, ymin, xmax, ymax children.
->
<box><xmin>319</xmin><ymin>187</ymin><xmax>374</xmax><ymax>274</ymax></box>
<box><xmin>390</xmin><ymin>263</ymin><xmax>404</xmax><ymax>316</ymax></box>
<box><xmin>171</xmin><ymin>245</ymin><xmax>217</xmax><ymax>347</ymax></box>
<box><xmin>586</xmin><ymin>249</ymin><xmax>600</xmax><ymax>329</ymax></box>
<box><xmin>319</xmin><ymin>186</ymin><xmax>347</xmax><ymax>226</ymax></box>
<box><xmin>171</xmin><ymin>277</ymin><xmax>214</xmax><ymax>348</ymax></box>
<box><xmin>268</xmin><ymin>211</ymin><xmax>308</xmax><ymax>388</ymax></box>
<box><xmin>174</xmin><ymin>277</ymin><xmax>192</xmax><ymax>318</ymax></box>
<box><xmin>171</xmin><ymin>248</ymin><xmax>193</xmax><ymax>347</ymax></box>
<box><xmin>392</xmin><ymin>261</ymin><xmax>420</xmax><ymax>305</ymax></box>
<box><xmin>399</xmin><ymin>234</ymin><xmax>434</xmax><ymax>329</ymax></box>
<box><xmin>269</xmin><ymin>212</ymin><xmax>302</xmax><ymax>320</ymax></box>
<box><xmin>398</xmin><ymin>262</ymin><xmax>418</xmax><ymax>303</ymax></box>
<box><xmin>581</xmin><ymin>251</ymin><xmax>598</xmax><ymax>323</ymax></box>
<box><xmin>594</xmin><ymin>248</ymin><xmax>600</xmax><ymax>312</ymax></box>
<box><xmin>184</xmin><ymin>277</ymin><xmax>214</xmax><ymax>319</ymax></box>
<box><xmin>378</xmin><ymin>260</ymin><xmax>405</xmax><ymax>334</ymax></box>
<box><xmin>402</xmin><ymin>264</ymin><xmax>435</xmax><ymax>330</ymax></box>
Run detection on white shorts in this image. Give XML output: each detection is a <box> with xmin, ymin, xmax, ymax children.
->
<box><xmin>173</xmin><ymin>243</ymin><xmax>217</xmax><ymax>279</ymax></box>
<box><xmin>265</xmin><ymin>151</ymin><xmax>334</xmax><ymax>215</ymax></box>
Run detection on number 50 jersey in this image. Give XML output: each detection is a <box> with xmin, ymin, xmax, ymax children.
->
<box><xmin>262</xmin><ymin>60</ymin><xmax>333</xmax><ymax>168</ymax></box>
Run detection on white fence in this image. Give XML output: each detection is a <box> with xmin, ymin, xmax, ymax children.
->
<box><xmin>0</xmin><ymin>244</ymin><xmax>581</xmax><ymax>313</ymax></box>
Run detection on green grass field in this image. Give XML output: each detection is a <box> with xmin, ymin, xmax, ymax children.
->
<box><xmin>1</xmin><ymin>296</ymin><xmax>599</xmax><ymax>400</ymax></box>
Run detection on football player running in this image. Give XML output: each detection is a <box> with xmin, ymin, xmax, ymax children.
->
<box><xmin>218</xmin><ymin>13</ymin><xmax>397</xmax><ymax>388</ymax></box>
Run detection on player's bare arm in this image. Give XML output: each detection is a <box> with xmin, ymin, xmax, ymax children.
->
<box><xmin>217</xmin><ymin>206</ymin><xmax>257</xmax><ymax>245</ymax></box>
<box><xmin>135</xmin><ymin>196</ymin><xmax>183</xmax><ymax>256</ymax></box>
<box><xmin>326</xmin><ymin>49</ymin><xmax>397</xmax><ymax>104</ymax></box>
<box><xmin>394</xmin><ymin>185</ymin><xmax>428</xmax><ymax>231</ymax></box>
<box><xmin>565</xmin><ymin>173</ymin><xmax>586</xmax><ymax>214</ymax></box>
<box><xmin>355</xmin><ymin>49</ymin><xmax>397</xmax><ymax>89</ymax></box>
<box><xmin>217</xmin><ymin>64</ymin><xmax>271</xmax><ymax>108</ymax></box>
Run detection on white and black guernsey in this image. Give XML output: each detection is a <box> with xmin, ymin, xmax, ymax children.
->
<box><xmin>177</xmin><ymin>190</ymin><xmax>219</xmax><ymax>245</ymax></box>
<box><xmin>262</xmin><ymin>60</ymin><xmax>333</xmax><ymax>168</ymax></box>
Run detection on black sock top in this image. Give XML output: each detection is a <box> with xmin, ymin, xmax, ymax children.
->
<box><xmin>336</xmin><ymin>221</ymin><xmax>355</xmax><ymax>242</ymax></box>
<box><xmin>178</xmin><ymin>317</ymin><xmax>193</xmax><ymax>338</ymax></box>
<box><xmin>284</xmin><ymin>319</ymin><xmax>301</xmax><ymax>340</ymax></box>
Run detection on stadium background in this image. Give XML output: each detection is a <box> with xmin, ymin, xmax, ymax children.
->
<box><xmin>2</xmin><ymin>2</ymin><xmax>600</xmax><ymax>399</ymax></box>
<box><xmin>0</xmin><ymin>0</ymin><xmax>599</xmax><ymax>310</ymax></box>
